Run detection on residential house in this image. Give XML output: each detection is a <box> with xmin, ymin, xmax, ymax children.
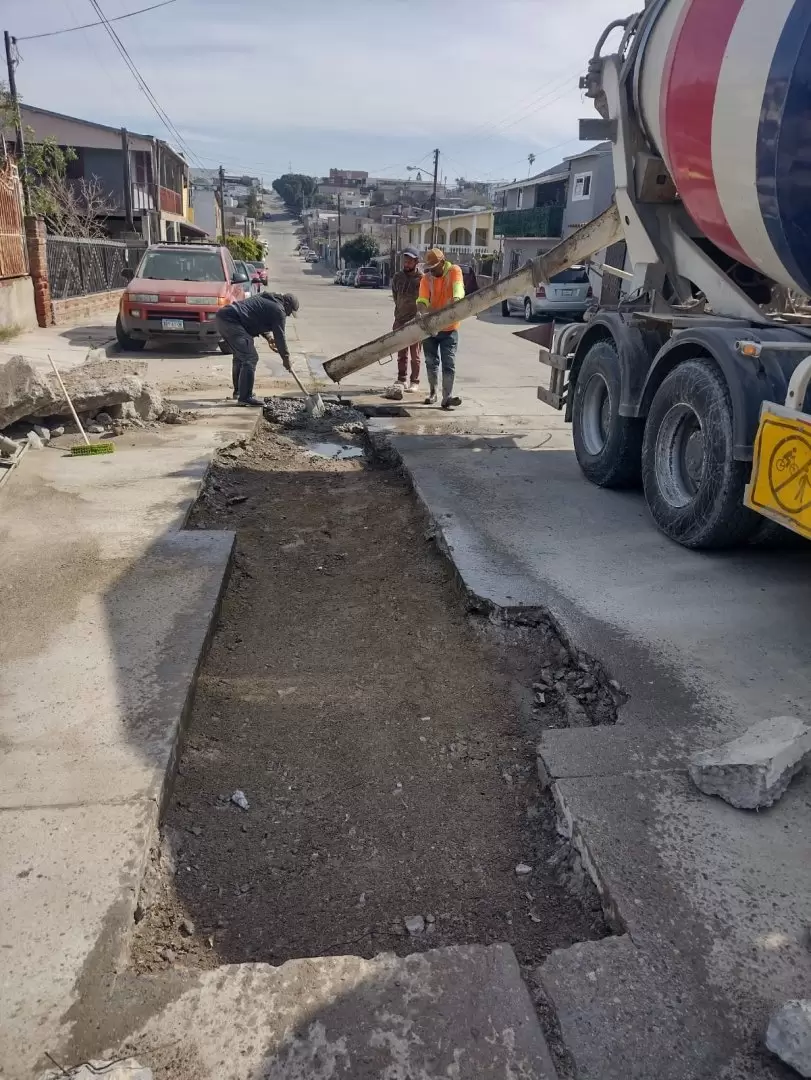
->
<box><xmin>3</xmin><ymin>104</ymin><xmax>205</xmax><ymax>242</ymax></box>
<box><xmin>493</xmin><ymin>142</ymin><xmax>615</xmax><ymax>277</ymax></box>
<box><xmin>405</xmin><ymin>208</ymin><xmax>496</xmax><ymax>261</ymax></box>
<box><xmin>191</xmin><ymin>185</ymin><xmax>222</xmax><ymax>239</ymax></box>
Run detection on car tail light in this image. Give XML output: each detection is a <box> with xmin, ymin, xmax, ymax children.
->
<box><xmin>535</xmin><ymin>285</ymin><xmax>546</xmax><ymax>298</ymax></box>
<box><xmin>587</xmin><ymin>286</ymin><xmax>593</xmax><ymax>298</ymax></box>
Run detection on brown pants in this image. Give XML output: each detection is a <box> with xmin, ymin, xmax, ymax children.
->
<box><xmin>397</xmin><ymin>342</ymin><xmax>421</xmax><ymax>383</ymax></box>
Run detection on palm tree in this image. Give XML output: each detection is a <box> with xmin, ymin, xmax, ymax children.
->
<box><xmin>527</xmin><ymin>153</ymin><xmax>536</xmax><ymax>176</ymax></box>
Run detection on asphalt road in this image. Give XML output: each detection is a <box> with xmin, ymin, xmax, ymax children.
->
<box><xmin>258</xmin><ymin>201</ymin><xmax>811</xmax><ymax>1077</ymax></box>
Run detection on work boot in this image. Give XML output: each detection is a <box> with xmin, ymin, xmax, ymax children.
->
<box><xmin>440</xmin><ymin>372</ymin><xmax>461</xmax><ymax>410</ymax></box>
<box><xmin>424</xmin><ymin>377</ymin><xmax>438</xmax><ymax>405</ymax></box>
<box><xmin>238</xmin><ymin>397</ymin><xmax>265</xmax><ymax>408</ymax></box>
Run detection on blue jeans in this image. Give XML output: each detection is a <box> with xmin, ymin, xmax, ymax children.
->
<box><xmin>422</xmin><ymin>330</ymin><xmax>458</xmax><ymax>389</ymax></box>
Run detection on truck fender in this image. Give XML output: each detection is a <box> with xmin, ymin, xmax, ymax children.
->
<box><xmin>564</xmin><ymin>312</ymin><xmax>663</xmax><ymax>423</ymax></box>
<box><xmin>638</xmin><ymin>327</ymin><xmax>810</xmax><ymax>461</ymax></box>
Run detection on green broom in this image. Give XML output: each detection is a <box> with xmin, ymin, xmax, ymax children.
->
<box><xmin>48</xmin><ymin>354</ymin><xmax>114</xmax><ymax>456</ymax></box>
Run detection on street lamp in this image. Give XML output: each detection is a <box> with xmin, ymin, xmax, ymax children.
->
<box><xmin>406</xmin><ymin>150</ymin><xmax>440</xmax><ymax>247</ymax></box>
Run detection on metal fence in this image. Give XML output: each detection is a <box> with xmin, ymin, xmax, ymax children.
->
<box><xmin>0</xmin><ymin>162</ymin><xmax>27</xmax><ymax>280</ymax></box>
<box><xmin>45</xmin><ymin>235</ymin><xmax>147</xmax><ymax>300</ymax></box>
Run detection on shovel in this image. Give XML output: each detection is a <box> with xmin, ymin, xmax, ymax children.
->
<box><xmin>288</xmin><ymin>364</ymin><xmax>326</xmax><ymax>419</ymax></box>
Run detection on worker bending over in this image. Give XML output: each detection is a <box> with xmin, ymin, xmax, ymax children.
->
<box><xmin>416</xmin><ymin>247</ymin><xmax>465</xmax><ymax>409</ymax></box>
<box><xmin>215</xmin><ymin>291</ymin><xmax>300</xmax><ymax>407</ymax></box>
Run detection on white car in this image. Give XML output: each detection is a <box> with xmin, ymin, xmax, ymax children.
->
<box><xmin>502</xmin><ymin>265</ymin><xmax>593</xmax><ymax>321</ymax></box>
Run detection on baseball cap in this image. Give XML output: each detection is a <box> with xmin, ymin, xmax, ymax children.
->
<box><xmin>402</xmin><ymin>246</ymin><xmax>420</xmax><ymax>260</ymax></box>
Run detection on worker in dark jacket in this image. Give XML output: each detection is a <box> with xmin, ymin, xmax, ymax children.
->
<box><xmin>215</xmin><ymin>291</ymin><xmax>300</xmax><ymax>406</ymax></box>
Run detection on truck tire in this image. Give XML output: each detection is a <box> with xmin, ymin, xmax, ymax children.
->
<box><xmin>501</xmin><ymin>300</ymin><xmax>510</xmax><ymax>318</ymax></box>
<box><xmin>641</xmin><ymin>359</ymin><xmax>759</xmax><ymax>549</ymax></box>
<box><xmin>571</xmin><ymin>338</ymin><xmax>643</xmax><ymax>488</ymax></box>
<box><xmin>115</xmin><ymin>315</ymin><xmax>145</xmax><ymax>352</ymax></box>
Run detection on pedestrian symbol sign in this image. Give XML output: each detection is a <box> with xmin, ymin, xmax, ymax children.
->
<box><xmin>746</xmin><ymin>408</ymin><xmax>811</xmax><ymax>539</ymax></box>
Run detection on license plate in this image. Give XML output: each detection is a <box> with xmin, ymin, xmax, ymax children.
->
<box><xmin>161</xmin><ymin>318</ymin><xmax>184</xmax><ymax>331</ymax></box>
<box><xmin>560</xmin><ymin>289</ymin><xmax>574</xmax><ymax>297</ymax></box>
<box><xmin>745</xmin><ymin>407</ymin><xmax>811</xmax><ymax>540</ymax></box>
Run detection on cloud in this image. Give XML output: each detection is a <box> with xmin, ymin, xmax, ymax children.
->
<box><xmin>7</xmin><ymin>0</ymin><xmax>640</xmax><ymax>177</ymax></box>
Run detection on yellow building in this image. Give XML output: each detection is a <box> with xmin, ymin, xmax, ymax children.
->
<box><xmin>406</xmin><ymin>209</ymin><xmax>495</xmax><ymax>259</ymax></box>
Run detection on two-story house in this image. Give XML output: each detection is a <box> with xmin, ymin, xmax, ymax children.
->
<box><xmin>494</xmin><ymin>142</ymin><xmax>615</xmax><ymax>278</ymax></box>
<box><xmin>4</xmin><ymin>105</ymin><xmax>207</xmax><ymax>242</ymax></box>
<box><xmin>405</xmin><ymin>208</ymin><xmax>496</xmax><ymax>261</ymax></box>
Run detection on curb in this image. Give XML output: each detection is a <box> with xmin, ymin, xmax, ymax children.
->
<box><xmin>87</xmin><ymin>339</ymin><xmax>120</xmax><ymax>360</ymax></box>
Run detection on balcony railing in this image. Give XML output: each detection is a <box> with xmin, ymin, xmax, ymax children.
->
<box><xmin>494</xmin><ymin>204</ymin><xmax>563</xmax><ymax>238</ymax></box>
<box><xmin>159</xmin><ymin>186</ymin><xmax>182</xmax><ymax>216</ymax></box>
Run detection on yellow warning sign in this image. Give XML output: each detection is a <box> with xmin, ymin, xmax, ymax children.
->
<box><xmin>746</xmin><ymin>409</ymin><xmax>811</xmax><ymax>539</ymax></box>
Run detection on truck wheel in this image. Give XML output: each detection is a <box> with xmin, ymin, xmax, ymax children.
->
<box><xmin>571</xmin><ymin>339</ymin><xmax>643</xmax><ymax>487</ymax></box>
<box><xmin>524</xmin><ymin>299</ymin><xmax>534</xmax><ymax>322</ymax></box>
<box><xmin>642</xmin><ymin>359</ymin><xmax>759</xmax><ymax>549</ymax></box>
<box><xmin>501</xmin><ymin>300</ymin><xmax>510</xmax><ymax>318</ymax></box>
<box><xmin>115</xmin><ymin>315</ymin><xmax>145</xmax><ymax>352</ymax></box>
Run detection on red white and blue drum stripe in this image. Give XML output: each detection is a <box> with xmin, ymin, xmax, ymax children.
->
<box><xmin>640</xmin><ymin>0</ymin><xmax>811</xmax><ymax>294</ymax></box>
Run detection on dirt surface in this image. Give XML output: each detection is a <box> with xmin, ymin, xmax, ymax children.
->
<box><xmin>130</xmin><ymin>412</ymin><xmax>606</xmax><ymax>985</ymax></box>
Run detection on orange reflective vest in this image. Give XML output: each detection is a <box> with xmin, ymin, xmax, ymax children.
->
<box><xmin>417</xmin><ymin>262</ymin><xmax>465</xmax><ymax>331</ymax></box>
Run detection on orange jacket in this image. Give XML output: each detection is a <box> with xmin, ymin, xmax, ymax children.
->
<box><xmin>417</xmin><ymin>262</ymin><xmax>465</xmax><ymax>331</ymax></box>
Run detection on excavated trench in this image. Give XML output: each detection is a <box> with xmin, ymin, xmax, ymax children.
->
<box><xmin>130</xmin><ymin>402</ymin><xmax>623</xmax><ymax>1072</ymax></box>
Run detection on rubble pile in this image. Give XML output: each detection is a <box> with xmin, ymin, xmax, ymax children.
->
<box><xmin>262</xmin><ymin>394</ymin><xmax>364</xmax><ymax>434</ymax></box>
<box><xmin>0</xmin><ymin>354</ymin><xmax>193</xmax><ymax>456</ymax></box>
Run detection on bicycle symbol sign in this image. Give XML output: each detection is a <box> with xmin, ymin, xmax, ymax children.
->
<box><xmin>768</xmin><ymin>434</ymin><xmax>811</xmax><ymax>514</ymax></box>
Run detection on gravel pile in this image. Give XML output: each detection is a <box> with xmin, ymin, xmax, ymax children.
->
<box><xmin>263</xmin><ymin>395</ymin><xmax>365</xmax><ymax>433</ymax></box>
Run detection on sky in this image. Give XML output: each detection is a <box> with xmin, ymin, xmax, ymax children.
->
<box><xmin>5</xmin><ymin>0</ymin><xmax>640</xmax><ymax>185</ymax></box>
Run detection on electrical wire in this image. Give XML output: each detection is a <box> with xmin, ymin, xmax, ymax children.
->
<box><xmin>84</xmin><ymin>0</ymin><xmax>205</xmax><ymax>168</ymax></box>
<box><xmin>17</xmin><ymin>0</ymin><xmax>180</xmax><ymax>41</ymax></box>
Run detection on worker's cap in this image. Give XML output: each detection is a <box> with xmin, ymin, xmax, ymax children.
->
<box><xmin>401</xmin><ymin>246</ymin><xmax>420</xmax><ymax>260</ymax></box>
<box><xmin>282</xmin><ymin>293</ymin><xmax>300</xmax><ymax>316</ymax></box>
<box><xmin>422</xmin><ymin>247</ymin><xmax>445</xmax><ymax>270</ymax></box>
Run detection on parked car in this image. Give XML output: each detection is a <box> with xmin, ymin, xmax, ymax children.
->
<box><xmin>305</xmin><ymin>253</ymin><xmax>320</xmax><ymax>263</ymax></box>
<box><xmin>233</xmin><ymin>260</ymin><xmax>255</xmax><ymax>298</ymax></box>
<box><xmin>116</xmin><ymin>243</ymin><xmax>250</xmax><ymax>351</ymax></box>
<box><xmin>334</xmin><ymin>268</ymin><xmax>344</xmax><ymax>284</ymax></box>
<box><xmin>501</xmin><ymin>265</ymin><xmax>593</xmax><ymax>321</ymax></box>
<box><xmin>344</xmin><ymin>269</ymin><xmax>357</xmax><ymax>286</ymax></box>
<box><xmin>354</xmin><ymin>266</ymin><xmax>382</xmax><ymax>288</ymax></box>
<box><xmin>248</xmin><ymin>260</ymin><xmax>268</xmax><ymax>285</ymax></box>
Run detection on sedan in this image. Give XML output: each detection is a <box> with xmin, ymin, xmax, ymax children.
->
<box><xmin>344</xmin><ymin>269</ymin><xmax>357</xmax><ymax>286</ymax></box>
<box><xmin>334</xmin><ymin>269</ymin><xmax>344</xmax><ymax>284</ymax></box>
<box><xmin>232</xmin><ymin>260</ymin><xmax>256</xmax><ymax>298</ymax></box>
<box><xmin>248</xmin><ymin>261</ymin><xmax>268</xmax><ymax>285</ymax></box>
<box><xmin>502</xmin><ymin>265</ymin><xmax>593</xmax><ymax>321</ymax></box>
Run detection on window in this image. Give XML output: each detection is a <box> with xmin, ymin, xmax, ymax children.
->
<box><xmin>517</xmin><ymin>189</ymin><xmax>524</xmax><ymax>210</ymax></box>
<box><xmin>475</xmin><ymin>228</ymin><xmax>488</xmax><ymax>248</ymax></box>
<box><xmin>509</xmin><ymin>250</ymin><xmax>520</xmax><ymax>273</ymax></box>
<box><xmin>137</xmin><ymin>249</ymin><xmax>226</xmax><ymax>282</ymax></box>
<box><xmin>572</xmin><ymin>172</ymin><xmax>592</xmax><ymax>201</ymax></box>
<box><xmin>134</xmin><ymin>150</ymin><xmax>153</xmax><ymax>188</ymax></box>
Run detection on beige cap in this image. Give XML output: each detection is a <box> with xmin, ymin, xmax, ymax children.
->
<box><xmin>422</xmin><ymin>247</ymin><xmax>445</xmax><ymax>270</ymax></box>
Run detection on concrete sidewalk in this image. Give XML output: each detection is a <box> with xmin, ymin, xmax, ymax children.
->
<box><xmin>0</xmin><ymin>317</ymin><xmax>117</xmax><ymax>375</ymax></box>
<box><xmin>0</xmin><ymin>398</ymin><xmax>256</xmax><ymax>1078</ymax></box>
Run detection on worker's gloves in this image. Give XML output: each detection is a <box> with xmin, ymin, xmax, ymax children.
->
<box><xmin>282</xmin><ymin>356</ymin><xmax>292</xmax><ymax>372</ymax></box>
<box><xmin>265</xmin><ymin>335</ymin><xmax>279</xmax><ymax>352</ymax></box>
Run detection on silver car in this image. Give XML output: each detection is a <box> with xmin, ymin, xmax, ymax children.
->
<box><xmin>502</xmin><ymin>265</ymin><xmax>593</xmax><ymax>321</ymax></box>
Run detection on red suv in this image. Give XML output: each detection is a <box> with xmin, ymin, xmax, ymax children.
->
<box><xmin>116</xmin><ymin>243</ymin><xmax>250</xmax><ymax>351</ymax></box>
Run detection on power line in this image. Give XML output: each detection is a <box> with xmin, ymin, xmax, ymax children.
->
<box><xmin>17</xmin><ymin>0</ymin><xmax>180</xmax><ymax>41</ymax></box>
<box><xmin>84</xmin><ymin>0</ymin><xmax>204</xmax><ymax>168</ymax></box>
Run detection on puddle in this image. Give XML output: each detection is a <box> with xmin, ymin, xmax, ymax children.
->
<box><xmin>305</xmin><ymin>441</ymin><xmax>364</xmax><ymax>460</ymax></box>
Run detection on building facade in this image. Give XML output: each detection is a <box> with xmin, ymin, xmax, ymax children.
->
<box><xmin>3</xmin><ymin>105</ymin><xmax>205</xmax><ymax>242</ymax></box>
<box><xmin>405</xmin><ymin>209</ymin><xmax>496</xmax><ymax>260</ymax></box>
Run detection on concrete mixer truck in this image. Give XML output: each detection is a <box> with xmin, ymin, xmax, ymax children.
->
<box><xmin>324</xmin><ymin>0</ymin><xmax>811</xmax><ymax>550</ymax></box>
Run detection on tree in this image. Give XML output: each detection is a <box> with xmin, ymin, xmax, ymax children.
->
<box><xmin>340</xmin><ymin>234</ymin><xmax>380</xmax><ymax>267</ymax></box>
<box><xmin>226</xmin><ymin>234</ymin><xmax>264</xmax><ymax>261</ymax></box>
<box><xmin>272</xmin><ymin>173</ymin><xmax>317</xmax><ymax>213</ymax></box>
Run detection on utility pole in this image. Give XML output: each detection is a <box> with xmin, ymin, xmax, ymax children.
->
<box><xmin>4</xmin><ymin>30</ymin><xmax>31</xmax><ymax>214</ymax></box>
<box><xmin>429</xmin><ymin>148</ymin><xmax>440</xmax><ymax>248</ymax></box>
<box><xmin>217</xmin><ymin>164</ymin><xmax>225</xmax><ymax>243</ymax></box>
<box><xmin>121</xmin><ymin>128</ymin><xmax>135</xmax><ymax>233</ymax></box>
<box><xmin>337</xmin><ymin>191</ymin><xmax>343</xmax><ymax>269</ymax></box>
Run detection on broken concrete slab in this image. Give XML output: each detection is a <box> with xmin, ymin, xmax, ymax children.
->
<box><xmin>766</xmin><ymin>1000</ymin><xmax>811</xmax><ymax>1077</ymax></box>
<box><xmin>689</xmin><ymin>715</ymin><xmax>811</xmax><ymax>809</ymax></box>
<box><xmin>0</xmin><ymin>354</ymin><xmax>154</xmax><ymax>430</ymax></box>
<box><xmin>103</xmin><ymin>947</ymin><xmax>559</xmax><ymax>1080</ymax></box>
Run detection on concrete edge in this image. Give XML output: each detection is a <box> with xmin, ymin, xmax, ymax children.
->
<box><xmin>367</xmin><ymin>423</ymin><xmax>633</xmax><ymax>941</ymax></box>
<box><xmin>88</xmin><ymin>339</ymin><xmax>121</xmax><ymax>360</ymax></box>
<box><xmin>117</xmin><ymin>531</ymin><xmax>237</xmax><ymax>976</ymax></box>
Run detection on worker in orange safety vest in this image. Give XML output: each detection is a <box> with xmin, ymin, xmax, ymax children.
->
<box><xmin>416</xmin><ymin>247</ymin><xmax>465</xmax><ymax>409</ymax></box>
